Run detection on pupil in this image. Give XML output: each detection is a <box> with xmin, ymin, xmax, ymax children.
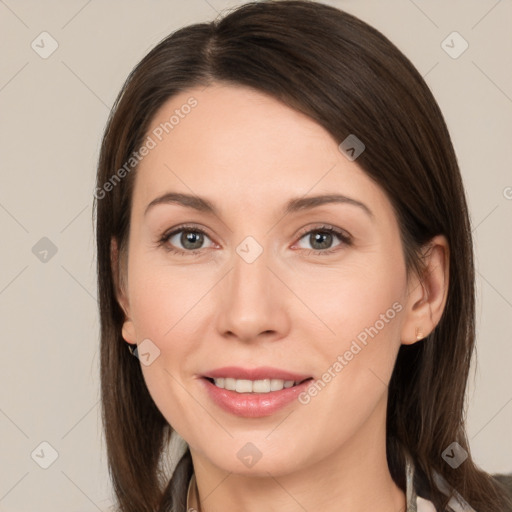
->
<box><xmin>312</xmin><ymin>232</ymin><xmax>332</xmax><ymax>250</ymax></box>
<box><xmin>182</xmin><ymin>231</ymin><xmax>203</xmax><ymax>250</ymax></box>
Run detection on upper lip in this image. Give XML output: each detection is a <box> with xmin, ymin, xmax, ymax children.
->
<box><xmin>202</xmin><ymin>366</ymin><xmax>312</xmax><ymax>382</ymax></box>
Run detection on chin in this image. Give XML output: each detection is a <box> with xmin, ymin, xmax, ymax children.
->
<box><xmin>200</xmin><ymin>441</ymin><xmax>308</xmax><ymax>478</ymax></box>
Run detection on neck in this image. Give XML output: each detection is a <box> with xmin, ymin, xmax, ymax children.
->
<box><xmin>188</xmin><ymin>396</ymin><xmax>406</xmax><ymax>512</ymax></box>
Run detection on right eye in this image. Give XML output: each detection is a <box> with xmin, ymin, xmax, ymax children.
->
<box><xmin>159</xmin><ymin>225</ymin><xmax>216</xmax><ymax>255</ymax></box>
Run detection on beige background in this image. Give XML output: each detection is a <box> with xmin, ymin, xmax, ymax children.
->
<box><xmin>0</xmin><ymin>0</ymin><xmax>511</xmax><ymax>510</ymax></box>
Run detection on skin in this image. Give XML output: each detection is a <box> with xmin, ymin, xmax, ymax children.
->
<box><xmin>113</xmin><ymin>83</ymin><xmax>449</xmax><ymax>512</ymax></box>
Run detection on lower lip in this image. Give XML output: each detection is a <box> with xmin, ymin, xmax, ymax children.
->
<box><xmin>200</xmin><ymin>377</ymin><xmax>313</xmax><ymax>418</ymax></box>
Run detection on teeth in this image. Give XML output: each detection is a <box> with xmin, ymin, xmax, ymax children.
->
<box><xmin>212</xmin><ymin>377</ymin><xmax>297</xmax><ymax>393</ymax></box>
<box><xmin>236</xmin><ymin>379</ymin><xmax>253</xmax><ymax>393</ymax></box>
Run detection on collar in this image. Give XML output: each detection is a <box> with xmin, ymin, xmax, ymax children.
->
<box><xmin>405</xmin><ymin>451</ymin><xmax>419</xmax><ymax>511</ymax></box>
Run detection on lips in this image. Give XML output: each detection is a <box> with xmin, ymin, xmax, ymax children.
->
<box><xmin>198</xmin><ymin>366</ymin><xmax>315</xmax><ymax>417</ymax></box>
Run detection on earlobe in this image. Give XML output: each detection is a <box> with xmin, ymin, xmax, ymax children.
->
<box><xmin>400</xmin><ymin>235</ymin><xmax>450</xmax><ymax>345</ymax></box>
<box><xmin>122</xmin><ymin>320</ymin><xmax>137</xmax><ymax>344</ymax></box>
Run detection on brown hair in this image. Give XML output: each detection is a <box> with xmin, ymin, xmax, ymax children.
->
<box><xmin>94</xmin><ymin>1</ymin><xmax>512</xmax><ymax>511</ymax></box>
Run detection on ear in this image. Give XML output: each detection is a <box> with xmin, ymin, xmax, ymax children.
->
<box><xmin>400</xmin><ymin>235</ymin><xmax>450</xmax><ymax>345</ymax></box>
<box><xmin>110</xmin><ymin>237</ymin><xmax>137</xmax><ymax>344</ymax></box>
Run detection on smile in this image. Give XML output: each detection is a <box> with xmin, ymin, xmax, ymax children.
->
<box><xmin>200</xmin><ymin>375</ymin><xmax>315</xmax><ymax>418</ymax></box>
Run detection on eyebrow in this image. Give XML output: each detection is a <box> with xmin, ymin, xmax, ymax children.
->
<box><xmin>144</xmin><ymin>192</ymin><xmax>374</xmax><ymax>219</ymax></box>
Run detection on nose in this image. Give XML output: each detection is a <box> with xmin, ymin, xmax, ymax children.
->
<box><xmin>214</xmin><ymin>243</ymin><xmax>291</xmax><ymax>343</ymax></box>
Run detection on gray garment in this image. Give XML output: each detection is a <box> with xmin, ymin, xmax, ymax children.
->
<box><xmin>405</xmin><ymin>452</ymin><xmax>491</xmax><ymax>512</ymax></box>
<box><xmin>405</xmin><ymin>451</ymin><xmax>420</xmax><ymax>511</ymax></box>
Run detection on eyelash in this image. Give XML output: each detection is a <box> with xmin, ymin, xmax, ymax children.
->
<box><xmin>157</xmin><ymin>223</ymin><xmax>352</xmax><ymax>257</ymax></box>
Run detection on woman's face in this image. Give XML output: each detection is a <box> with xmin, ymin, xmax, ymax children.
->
<box><xmin>117</xmin><ymin>83</ymin><xmax>418</xmax><ymax>477</ymax></box>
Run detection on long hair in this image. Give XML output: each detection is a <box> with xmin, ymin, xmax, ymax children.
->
<box><xmin>93</xmin><ymin>1</ymin><xmax>512</xmax><ymax>510</ymax></box>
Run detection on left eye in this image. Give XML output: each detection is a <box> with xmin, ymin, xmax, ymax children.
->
<box><xmin>295</xmin><ymin>227</ymin><xmax>350</xmax><ymax>253</ymax></box>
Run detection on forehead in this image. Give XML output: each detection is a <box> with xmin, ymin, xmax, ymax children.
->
<box><xmin>131</xmin><ymin>83</ymin><xmax>389</xmax><ymax>220</ymax></box>
<box><xmin>145</xmin><ymin>82</ymin><xmax>336</xmax><ymax>169</ymax></box>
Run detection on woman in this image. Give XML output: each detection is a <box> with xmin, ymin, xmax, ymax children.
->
<box><xmin>94</xmin><ymin>1</ymin><xmax>512</xmax><ymax>511</ymax></box>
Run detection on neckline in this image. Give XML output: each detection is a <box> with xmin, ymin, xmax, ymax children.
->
<box><xmin>187</xmin><ymin>453</ymin><xmax>421</xmax><ymax>511</ymax></box>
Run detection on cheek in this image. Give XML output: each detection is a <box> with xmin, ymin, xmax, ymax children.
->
<box><xmin>125</xmin><ymin>252</ymin><xmax>200</xmax><ymax>381</ymax></box>
<box><xmin>127</xmin><ymin>260</ymin><xmax>204</xmax><ymax>435</ymax></box>
<box><xmin>291</xmin><ymin>249</ymin><xmax>406</xmax><ymax>404</ymax></box>
<box><xmin>127</xmin><ymin>249</ymin><xmax>204</xmax><ymax>340</ymax></box>
<box><xmin>291</xmin><ymin>253</ymin><xmax>405</xmax><ymax>348</ymax></box>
